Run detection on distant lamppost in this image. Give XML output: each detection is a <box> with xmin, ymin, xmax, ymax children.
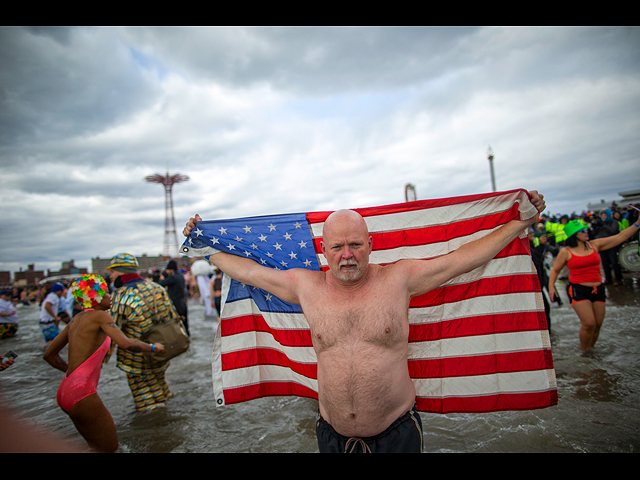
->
<box><xmin>487</xmin><ymin>146</ymin><xmax>496</xmax><ymax>192</ymax></box>
<box><xmin>405</xmin><ymin>183</ymin><xmax>417</xmax><ymax>202</ymax></box>
<box><xmin>145</xmin><ymin>171</ymin><xmax>190</xmax><ymax>257</ymax></box>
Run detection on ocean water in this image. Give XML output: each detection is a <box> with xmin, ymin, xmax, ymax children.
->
<box><xmin>1</xmin><ymin>277</ymin><xmax>639</xmax><ymax>453</ymax></box>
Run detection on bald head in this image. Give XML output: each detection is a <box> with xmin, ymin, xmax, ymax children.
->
<box><xmin>321</xmin><ymin>210</ymin><xmax>372</xmax><ymax>283</ymax></box>
<box><xmin>323</xmin><ymin>209</ymin><xmax>369</xmax><ymax>239</ymax></box>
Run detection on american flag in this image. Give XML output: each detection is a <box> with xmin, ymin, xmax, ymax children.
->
<box><xmin>181</xmin><ymin>189</ymin><xmax>558</xmax><ymax>413</ymax></box>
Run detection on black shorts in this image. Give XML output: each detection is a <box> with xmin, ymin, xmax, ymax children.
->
<box><xmin>316</xmin><ymin>404</ymin><xmax>423</xmax><ymax>453</ymax></box>
<box><xmin>566</xmin><ymin>283</ymin><xmax>606</xmax><ymax>305</ymax></box>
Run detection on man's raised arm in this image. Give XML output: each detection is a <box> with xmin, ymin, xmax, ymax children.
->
<box><xmin>403</xmin><ymin>190</ymin><xmax>546</xmax><ymax>298</ymax></box>
<box><xmin>182</xmin><ymin>214</ymin><xmax>303</xmax><ymax>305</ymax></box>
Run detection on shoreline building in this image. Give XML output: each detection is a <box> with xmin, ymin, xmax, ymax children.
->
<box><xmin>92</xmin><ymin>254</ymin><xmax>184</xmax><ymax>275</ymax></box>
<box><xmin>587</xmin><ymin>188</ymin><xmax>640</xmax><ymax>211</ymax></box>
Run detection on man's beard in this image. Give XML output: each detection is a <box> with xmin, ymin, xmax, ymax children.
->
<box><xmin>333</xmin><ymin>260</ymin><xmax>364</xmax><ymax>282</ymax></box>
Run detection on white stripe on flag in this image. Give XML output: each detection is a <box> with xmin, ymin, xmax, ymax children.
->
<box><xmin>414</xmin><ymin>369</ymin><xmax>557</xmax><ymax>398</ymax></box>
<box><xmin>221</xmin><ymin>364</ymin><xmax>319</xmax><ymax>392</ymax></box>
<box><xmin>408</xmin><ymin>330</ymin><xmax>551</xmax><ymax>360</ymax></box>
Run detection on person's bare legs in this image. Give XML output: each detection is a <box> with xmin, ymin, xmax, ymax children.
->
<box><xmin>572</xmin><ymin>301</ymin><xmax>605</xmax><ymax>351</ymax></box>
<box><xmin>590</xmin><ymin>302</ymin><xmax>606</xmax><ymax>348</ymax></box>
<box><xmin>66</xmin><ymin>394</ymin><xmax>119</xmax><ymax>453</ymax></box>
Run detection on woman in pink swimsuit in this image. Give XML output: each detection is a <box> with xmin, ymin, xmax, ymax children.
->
<box><xmin>44</xmin><ymin>274</ymin><xmax>165</xmax><ymax>453</ymax></box>
<box><xmin>549</xmin><ymin>219</ymin><xmax>639</xmax><ymax>351</ymax></box>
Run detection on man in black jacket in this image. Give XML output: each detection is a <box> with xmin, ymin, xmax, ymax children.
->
<box><xmin>530</xmin><ymin>230</ymin><xmax>555</xmax><ymax>331</ymax></box>
<box><xmin>159</xmin><ymin>260</ymin><xmax>189</xmax><ymax>335</ymax></box>
<box><xmin>595</xmin><ymin>209</ymin><xmax>622</xmax><ymax>285</ymax></box>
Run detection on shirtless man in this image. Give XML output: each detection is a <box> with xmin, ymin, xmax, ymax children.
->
<box><xmin>183</xmin><ymin>191</ymin><xmax>546</xmax><ymax>452</ymax></box>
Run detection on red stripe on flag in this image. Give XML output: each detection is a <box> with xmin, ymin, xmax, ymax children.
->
<box><xmin>416</xmin><ymin>389</ymin><xmax>558</xmax><ymax>414</ymax></box>
<box><xmin>410</xmin><ymin>273</ymin><xmax>540</xmax><ymax>309</ymax></box>
<box><xmin>223</xmin><ymin>382</ymin><xmax>319</xmax><ymax>405</ymax></box>
<box><xmin>221</xmin><ymin>314</ymin><xmax>313</xmax><ymax>347</ymax></box>
<box><xmin>494</xmin><ymin>238</ymin><xmax>531</xmax><ymax>258</ymax></box>
<box><xmin>408</xmin><ymin>350</ymin><xmax>554</xmax><ymax>379</ymax></box>
<box><xmin>222</xmin><ymin>348</ymin><xmax>317</xmax><ymax>378</ymax></box>
<box><xmin>409</xmin><ymin>311</ymin><xmax>548</xmax><ymax>342</ymax></box>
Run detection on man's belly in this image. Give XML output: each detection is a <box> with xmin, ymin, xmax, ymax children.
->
<box><xmin>316</xmin><ymin>345</ymin><xmax>416</xmax><ymax>438</ymax></box>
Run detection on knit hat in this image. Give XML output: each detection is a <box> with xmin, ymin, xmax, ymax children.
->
<box><xmin>71</xmin><ymin>274</ymin><xmax>109</xmax><ymax>309</ymax></box>
<box><xmin>166</xmin><ymin>260</ymin><xmax>178</xmax><ymax>271</ymax></box>
<box><xmin>106</xmin><ymin>253</ymin><xmax>139</xmax><ymax>273</ymax></box>
<box><xmin>51</xmin><ymin>282</ymin><xmax>65</xmax><ymax>293</ymax></box>
<box><xmin>564</xmin><ymin>220</ymin><xmax>587</xmax><ymax>239</ymax></box>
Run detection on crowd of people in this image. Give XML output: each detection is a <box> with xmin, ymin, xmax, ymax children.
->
<box><xmin>531</xmin><ymin>202</ymin><xmax>639</xmax><ymax>279</ymax></box>
<box><xmin>0</xmin><ymin>258</ymin><xmax>222</xmax><ymax>342</ymax></box>
<box><xmin>1</xmin><ymin>284</ymin><xmax>61</xmax><ymax>310</ymax></box>
<box><xmin>528</xmin><ymin>202</ymin><xmax>640</xmax><ymax>351</ymax></box>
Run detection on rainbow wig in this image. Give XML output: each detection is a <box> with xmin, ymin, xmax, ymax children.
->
<box><xmin>71</xmin><ymin>274</ymin><xmax>109</xmax><ymax>309</ymax></box>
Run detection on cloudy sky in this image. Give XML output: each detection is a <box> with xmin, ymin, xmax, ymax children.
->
<box><xmin>1</xmin><ymin>26</ymin><xmax>639</xmax><ymax>276</ymax></box>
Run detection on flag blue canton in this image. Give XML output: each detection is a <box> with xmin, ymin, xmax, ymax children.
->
<box><xmin>181</xmin><ymin>212</ymin><xmax>320</xmax><ymax>313</ymax></box>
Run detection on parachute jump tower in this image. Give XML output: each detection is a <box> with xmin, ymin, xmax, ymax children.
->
<box><xmin>145</xmin><ymin>171</ymin><xmax>190</xmax><ymax>257</ymax></box>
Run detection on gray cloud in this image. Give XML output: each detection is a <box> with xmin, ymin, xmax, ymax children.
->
<box><xmin>0</xmin><ymin>27</ymin><xmax>161</xmax><ymax>149</ymax></box>
<box><xmin>1</xmin><ymin>26</ymin><xmax>639</xmax><ymax>275</ymax></box>
<box><xmin>120</xmin><ymin>27</ymin><xmax>481</xmax><ymax>94</ymax></box>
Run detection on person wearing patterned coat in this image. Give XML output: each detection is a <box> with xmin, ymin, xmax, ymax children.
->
<box><xmin>105</xmin><ymin>253</ymin><xmax>183</xmax><ymax>411</ymax></box>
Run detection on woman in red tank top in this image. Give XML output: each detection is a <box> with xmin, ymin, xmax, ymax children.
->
<box><xmin>549</xmin><ymin>219</ymin><xmax>640</xmax><ymax>351</ymax></box>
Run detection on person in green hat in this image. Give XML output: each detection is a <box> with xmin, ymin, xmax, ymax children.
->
<box><xmin>548</xmin><ymin>218</ymin><xmax>640</xmax><ymax>351</ymax></box>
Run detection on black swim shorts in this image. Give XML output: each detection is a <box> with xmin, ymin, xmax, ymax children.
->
<box><xmin>566</xmin><ymin>283</ymin><xmax>606</xmax><ymax>305</ymax></box>
<box><xmin>316</xmin><ymin>404</ymin><xmax>423</xmax><ymax>453</ymax></box>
